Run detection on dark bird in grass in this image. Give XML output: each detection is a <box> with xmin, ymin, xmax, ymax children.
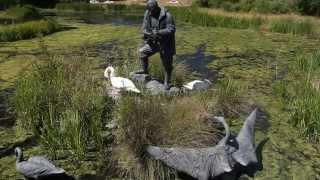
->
<box><xmin>147</xmin><ymin>116</ymin><xmax>237</xmax><ymax>180</ymax></box>
<box><xmin>14</xmin><ymin>147</ymin><xmax>66</xmax><ymax>180</ymax></box>
<box><xmin>147</xmin><ymin>109</ymin><xmax>259</xmax><ymax>180</ymax></box>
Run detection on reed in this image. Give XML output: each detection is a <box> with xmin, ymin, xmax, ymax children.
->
<box><xmin>0</xmin><ymin>19</ymin><xmax>60</xmax><ymax>42</ymax></box>
<box><xmin>287</xmin><ymin>51</ymin><xmax>320</xmax><ymax>142</ymax></box>
<box><xmin>114</xmin><ymin>93</ymin><xmax>220</xmax><ymax>179</ymax></box>
<box><xmin>268</xmin><ymin>18</ymin><xmax>314</xmax><ymax>35</ymax></box>
<box><xmin>15</xmin><ymin>54</ymin><xmax>111</xmax><ymax>159</ymax></box>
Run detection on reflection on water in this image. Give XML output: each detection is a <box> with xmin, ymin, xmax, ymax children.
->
<box><xmin>43</xmin><ymin>11</ymin><xmax>142</xmax><ymax>26</ymax></box>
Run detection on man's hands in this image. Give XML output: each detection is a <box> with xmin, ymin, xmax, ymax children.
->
<box><xmin>144</xmin><ymin>29</ymin><xmax>161</xmax><ymax>40</ymax></box>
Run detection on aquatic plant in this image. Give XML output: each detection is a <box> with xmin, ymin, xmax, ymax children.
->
<box><xmin>0</xmin><ymin>19</ymin><xmax>60</xmax><ymax>42</ymax></box>
<box><xmin>15</xmin><ymin>54</ymin><xmax>111</xmax><ymax>159</ymax></box>
<box><xmin>268</xmin><ymin>18</ymin><xmax>314</xmax><ymax>35</ymax></box>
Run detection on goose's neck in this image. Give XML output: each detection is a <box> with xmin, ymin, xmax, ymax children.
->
<box><xmin>16</xmin><ymin>150</ymin><xmax>23</xmax><ymax>163</ymax></box>
<box><xmin>219</xmin><ymin>119</ymin><xmax>230</xmax><ymax>145</ymax></box>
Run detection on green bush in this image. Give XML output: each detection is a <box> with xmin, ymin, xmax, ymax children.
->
<box><xmin>0</xmin><ymin>0</ymin><xmax>17</xmax><ymax>10</ymax></box>
<box><xmin>0</xmin><ymin>19</ymin><xmax>60</xmax><ymax>41</ymax></box>
<box><xmin>15</xmin><ymin>55</ymin><xmax>111</xmax><ymax>159</ymax></box>
<box><xmin>55</xmin><ymin>2</ymin><xmax>105</xmax><ymax>11</ymax></box>
<box><xmin>268</xmin><ymin>18</ymin><xmax>314</xmax><ymax>35</ymax></box>
<box><xmin>254</xmin><ymin>0</ymin><xmax>292</xmax><ymax>13</ymax></box>
<box><xmin>4</xmin><ymin>5</ymin><xmax>43</xmax><ymax>22</ymax></box>
<box><xmin>298</xmin><ymin>0</ymin><xmax>320</xmax><ymax>16</ymax></box>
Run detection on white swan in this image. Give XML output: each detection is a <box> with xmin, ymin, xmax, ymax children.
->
<box><xmin>104</xmin><ymin>66</ymin><xmax>140</xmax><ymax>93</ymax></box>
<box><xmin>183</xmin><ymin>79</ymin><xmax>211</xmax><ymax>90</ymax></box>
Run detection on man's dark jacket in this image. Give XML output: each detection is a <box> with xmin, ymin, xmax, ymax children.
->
<box><xmin>142</xmin><ymin>7</ymin><xmax>176</xmax><ymax>56</ymax></box>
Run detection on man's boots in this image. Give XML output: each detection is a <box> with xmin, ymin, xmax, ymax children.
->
<box><xmin>135</xmin><ymin>57</ymin><xmax>149</xmax><ymax>74</ymax></box>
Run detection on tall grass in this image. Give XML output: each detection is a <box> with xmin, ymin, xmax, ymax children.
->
<box><xmin>268</xmin><ymin>18</ymin><xmax>314</xmax><ymax>35</ymax></box>
<box><xmin>0</xmin><ymin>19</ymin><xmax>60</xmax><ymax>42</ymax></box>
<box><xmin>170</xmin><ymin>7</ymin><xmax>264</xmax><ymax>29</ymax></box>
<box><xmin>15</xmin><ymin>54</ymin><xmax>112</xmax><ymax>159</ymax></box>
<box><xmin>114</xmin><ymin>94</ymin><xmax>220</xmax><ymax>179</ymax></box>
<box><xmin>215</xmin><ymin>77</ymin><xmax>244</xmax><ymax>118</ymax></box>
<box><xmin>287</xmin><ymin>51</ymin><xmax>320</xmax><ymax>142</ymax></box>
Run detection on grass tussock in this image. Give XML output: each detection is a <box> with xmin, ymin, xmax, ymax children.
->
<box><xmin>114</xmin><ymin>93</ymin><xmax>220</xmax><ymax>179</ymax></box>
<box><xmin>0</xmin><ymin>19</ymin><xmax>60</xmax><ymax>42</ymax></box>
<box><xmin>284</xmin><ymin>51</ymin><xmax>320</xmax><ymax>142</ymax></box>
<box><xmin>15</xmin><ymin>54</ymin><xmax>112</xmax><ymax>159</ymax></box>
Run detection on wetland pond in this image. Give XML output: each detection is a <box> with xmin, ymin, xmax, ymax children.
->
<box><xmin>1</xmin><ymin>8</ymin><xmax>320</xmax><ymax>180</ymax></box>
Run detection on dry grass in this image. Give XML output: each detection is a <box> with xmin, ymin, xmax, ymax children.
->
<box><xmin>112</xmin><ymin>93</ymin><xmax>221</xmax><ymax>179</ymax></box>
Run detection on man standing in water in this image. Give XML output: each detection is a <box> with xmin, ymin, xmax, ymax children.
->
<box><xmin>136</xmin><ymin>0</ymin><xmax>176</xmax><ymax>90</ymax></box>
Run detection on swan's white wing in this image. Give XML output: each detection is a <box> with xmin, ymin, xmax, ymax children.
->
<box><xmin>111</xmin><ymin>77</ymin><xmax>140</xmax><ymax>93</ymax></box>
<box><xmin>183</xmin><ymin>80</ymin><xmax>202</xmax><ymax>90</ymax></box>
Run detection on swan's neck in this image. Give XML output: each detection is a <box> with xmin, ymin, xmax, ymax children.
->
<box><xmin>106</xmin><ymin>67</ymin><xmax>116</xmax><ymax>78</ymax></box>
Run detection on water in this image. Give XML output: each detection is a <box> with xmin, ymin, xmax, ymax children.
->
<box><xmin>43</xmin><ymin>11</ymin><xmax>142</xmax><ymax>26</ymax></box>
<box><xmin>176</xmin><ymin>43</ymin><xmax>218</xmax><ymax>81</ymax></box>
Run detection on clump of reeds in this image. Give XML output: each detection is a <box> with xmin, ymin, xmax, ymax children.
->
<box><xmin>15</xmin><ymin>54</ymin><xmax>112</xmax><ymax>159</ymax></box>
<box><xmin>170</xmin><ymin>7</ymin><xmax>264</xmax><ymax>30</ymax></box>
<box><xmin>286</xmin><ymin>51</ymin><xmax>320</xmax><ymax>142</ymax></box>
<box><xmin>268</xmin><ymin>18</ymin><xmax>314</xmax><ymax>35</ymax></box>
<box><xmin>113</xmin><ymin>93</ymin><xmax>221</xmax><ymax>179</ymax></box>
<box><xmin>0</xmin><ymin>19</ymin><xmax>60</xmax><ymax>42</ymax></box>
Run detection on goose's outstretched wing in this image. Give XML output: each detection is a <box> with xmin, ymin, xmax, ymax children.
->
<box><xmin>29</xmin><ymin>156</ymin><xmax>65</xmax><ymax>174</ymax></box>
<box><xmin>17</xmin><ymin>159</ymin><xmax>64</xmax><ymax>179</ymax></box>
<box><xmin>147</xmin><ymin>146</ymin><xmax>233</xmax><ymax>179</ymax></box>
<box><xmin>232</xmin><ymin>108</ymin><xmax>258</xmax><ymax>166</ymax></box>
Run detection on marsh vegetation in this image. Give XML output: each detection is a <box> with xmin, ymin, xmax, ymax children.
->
<box><xmin>0</xmin><ymin>1</ymin><xmax>320</xmax><ymax>180</ymax></box>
